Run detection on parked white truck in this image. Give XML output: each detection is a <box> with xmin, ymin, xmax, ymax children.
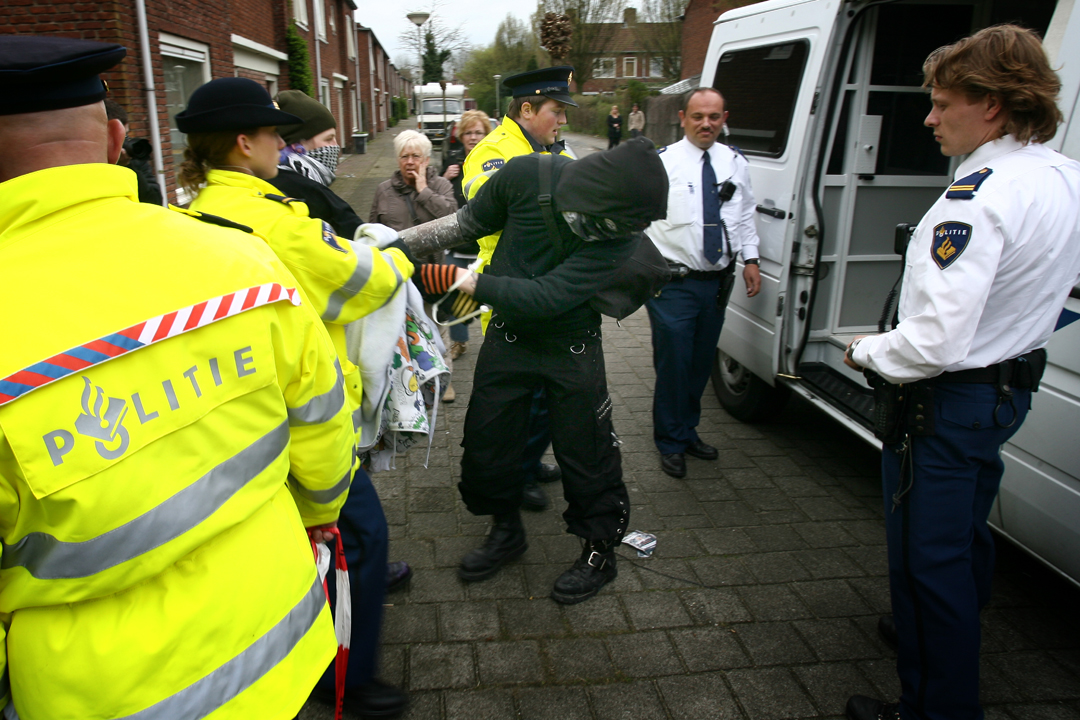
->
<box><xmin>701</xmin><ymin>0</ymin><xmax>1080</xmax><ymax>585</ymax></box>
<box><xmin>414</xmin><ymin>82</ymin><xmax>465</xmax><ymax>145</ymax></box>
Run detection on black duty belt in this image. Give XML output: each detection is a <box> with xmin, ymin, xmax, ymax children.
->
<box><xmin>667</xmin><ymin>262</ymin><xmax>732</xmax><ymax>282</ymax></box>
<box><xmin>923</xmin><ymin>348</ymin><xmax>1047</xmax><ymax>391</ymax></box>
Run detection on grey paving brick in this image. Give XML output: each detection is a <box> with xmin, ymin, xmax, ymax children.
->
<box><xmin>651</xmin><ymin>529</ymin><xmax>706</xmax><ymax>558</ymax></box>
<box><xmin>753</xmin><ymin>456</ymin><xmax>805</xmax><ymax>477</ymax></box>
<box><xmin>794</xmin><ymin>618</ymin><xmax>878</xmax><ymax>661</ymax></box>
<box><xmin>842</xmin><ymin>546</ymin><xmax>890</xmax><ymax>577</ymax></box>
<box><xmin>622</xmin><ymin>591</ymin><xmax>693</xmax><ymax>629</ymax></box>
<box><xmin>792</xmin><ymin>579</ymin><xmax>873</xmax><ymax>618</ymax></box>
<box><xmin>516</xmin><ymin>686</ymin><xmax>592</xmax><ymax>720</ymax></box>
<box><xmin>988</xmin><ymin>652</ymin><xmax>1080</xmax><ymax>701</ymax></box>
<box><xmin>738</xmin><ymin>488</ymin><xmax>798</xmax><ymax>512</ymax></box>
<box><xmin>773</xmin><ymin>476</ymin><xmax>832</xmax><ymax>497</ymax></box>
<box><xmin>476</xmin><ymin>640</ymin><xmax>544</xmax><ymax>685</ymax></box>
<box><xmin>500</xmin><ymin>597</ymin><xmax>567</xmax><ymax>638</ymax></box>
<box><xmin>631</xmin><ymin>557</ymin><xmax>703</xmax><ymax>591</ymax></box>
<box><xmin>399</xmin><ymin>691</ymin><xmax>443</xmax><ymax>720</ymax></box>
<box><xmin>793</xmin><ymin>495</ymin><xmax>859</xmax><ymax>521</ymax></box>
<box><xmin>793</xmin><ymin>662</ymin><xmax>880</xmax><ymax>716</ymax></box>
<box><xmin>737</xmin><ymin>585</ymin><xmax>813</xmax><ymax>621</ymax></box>
<box><xmin>701</xmin><ymin>500</ymin><xmax>760</xmax><ymax>528</ymax></box>
<box><xmin>843</xmin><ymin>519</ymin><xmax>888</xmax><ymax>546</ymax></box>
<box><xmin>589</xmin><ymin>681</ymin><xmax>667</xmax><ymax>720</ymax></box>
<box><xmin>465</xmin><ymin>566</ymin><xmax>529</xmax><ymax>600</ymax></box>
<box><xmin>669</xmin><ymin>625</ymin><xmax>750</xmax><ymax>671</ymax></box>
<box><xmin>522</xmin><ymin>563</ymin><xmax>570</xmax><ymax>597</ymax></box>
<box><xmin>680</xmin><ymin>587</ymin><xmax>753</xmax><ymax>625</ymax></box>
<box><xmin>444</xmin><ymin>689</ymin><xmax>516</xmax><ymax>720</ymax></box>
<box><xmin>650</xmin><ymin>490</ymin><xmax>707</xmax><ymax>517</ymax></box>
<box><xmin>545</xmin><ymin>637</ymin><xmax>617</xmax><ymax>682</ymax></box>
<box><xmin>857</xmin><ymin>658</ymin><xmax>903</xmax><ymax>699</ymax></box>
<box><xmin>409</xmin><ymin>487</ymin><xmax>458</xmax><ymax>513</ymax></box>
<box><xmin>722</xmin><ymin>467</ymin><xmax>775</xmax><ymax>489</ymax></box>
<box><xmin>606</xmin><ymin>631</ymin><xmax>685</xmax><ymax>677</ymax></box>
<box><xmin>688</xmin><ymin>555</ymin><xmax>755</xmax><ymax>587</ymax></box>
<box><xmin>1000</xmin><ymin>704</ymin><xmax>1080</xmax><ymax>719</ymax></box>
<box><xmin>742</xmin><ymin>552</ymin><xmax>813</xmax><ymax>584</ymax></box>
<box><xmin>409</xmin><ymin>568</ymin><xmax>467</xmax><ymax>603</ymax></box>
<box><xmin>433</xmin><ymin>536</ymin><xmax>482</xmax><ymax>567</ymax></box>
<box><xmin>383</xmin><ymin>602</ymin><xmax>439</xmax><ymax>644</ymax></box>
<box><xmin>733</xmin><ymin>621</ymin><xmax>815</xmax><ymax>665</ymax></box>
<box><xmin>657</xmin><ymin>672</ymin><xmax>745</xmax><ymax>719</ymax></box>
<box><xmin>562</xmin><ymin>594</ymin><xmax>630</xmax><ymax>634</ymax></box>
<box><xmin>980</xmin><ymin>655</ymin><xmax>1024</xmax><ymax>704</ymax></box>
<box><xmin>726</xmin><ymin>667</ymin><xmax>816</xmax><ymax>720</ymax></box>
<box><xmin>744</xmin><ymin>525</ymin><xmax>808</xmax><ymax>552</ymax></box>
<box><xmin>693</xmin><ymin>527</ymin><xmax>756</xmax><ymax>555</ymax></box>
<box><xmin>410</xmin><ymin>643</ymin><xmax>476</xmax><ymax>690</ymax></box>
<box><xmin>439</xmin><ymin>600</ymin><xmax>501</xmax><ymax>641</ymax></box>
<box><xmin>847</xmin><ymin>577</ymin><xmax>893</xmax><ymax>615</ymax></box>
<box><xmin>683</xmin><ymin>478</ymin><xmax>740</xmax><ymax>503</ymax></box>
<box><xmin>793</xmin><ymin>548</ymin><xmax>867</xmax><ymax>579</ymax></box>
<box><xmin>380</xmin><ymin>643</ymin><xmax>407</xmax><ymax>687</ymax></box>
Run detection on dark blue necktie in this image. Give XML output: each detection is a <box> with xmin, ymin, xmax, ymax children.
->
<box><xmin>702</xmin><ymin>151</ymin><xmax>724</xmax><ymax>264</ymax></box>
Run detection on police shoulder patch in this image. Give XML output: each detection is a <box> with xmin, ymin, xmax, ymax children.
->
<box><xmin>263</xmin><ymin>193</ymin><xmax>298</xmax><ymax>205</ymax></box>
<box><xmin>931</xmin><ymin>221</ymin><xmax>971</xmax><ymax>269</ymax></box>
<box><xmin>656</xmin><ymin>145</ymin><xmax>668</xmax><ymax>154</ymax></box>
<box><xmin>481</xmin><ymin>158</ymin><xmax>505</xmax><ymax>172</ymax></box>
<box><xmin>171</xmin><ymin>207</ymin><xmax>254</xmax><ymax>234</ymax></box>
<box><xmin>945</xmin><ymin>167</ymin><xmax>993</xmax><ymax>199</ymax></box>
<box><xmin>321</xmin><ymin>221</ymin><xmax>347</xmax><ymax>252</ymax></box>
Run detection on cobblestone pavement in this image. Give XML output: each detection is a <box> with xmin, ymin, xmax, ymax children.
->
<box><xmin>301</xmin><ymin>122</ymin><xmax>1080</xmax><ymax>720</ymax></box>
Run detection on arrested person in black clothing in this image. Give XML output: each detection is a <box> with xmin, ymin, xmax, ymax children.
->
<box><xmin>448</xmin><ymin>138</ymin><xmax>668</xmax><ymax>604</ymax></box>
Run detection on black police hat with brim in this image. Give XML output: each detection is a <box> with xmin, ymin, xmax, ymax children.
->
<box><xmin>502</xmin><ymin>66</ymin><xmax>578</xmax><ymax>108</ymax></box>
<box><xmin>176</xmin><ymin>77</ymin><xmax>302</xmax><ymax>134</ymax></box>
<box><xmin>0</xmin><ymin>35</ymin><xmax>126</xmax><ymax>116</ymax></box>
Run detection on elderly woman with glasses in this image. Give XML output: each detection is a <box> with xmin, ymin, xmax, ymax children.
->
<box><xmin>369</xmin><ymin>129</ymin><xmax>457</xmax><ymax>237</ymax></box>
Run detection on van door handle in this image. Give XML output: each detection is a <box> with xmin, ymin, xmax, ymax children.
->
<box><xmin>756</xmin><ymin>205</ymin><xmax>788</xmax><ymax>219</ymax></box>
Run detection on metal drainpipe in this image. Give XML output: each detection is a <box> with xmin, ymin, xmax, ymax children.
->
<box><xmin>353</xmin><ymin>21</ymin><xmax>362</xmax><ymax>136</ymax></box>
<box><xmin>313</xmin><ymin>0</ymin><xmax>323</xmax><ymax>103</ymax></box>
<box><xmin>135</xmin><ymin>0</ymin><xmax>166</xmax><ymax>205</ymax></box>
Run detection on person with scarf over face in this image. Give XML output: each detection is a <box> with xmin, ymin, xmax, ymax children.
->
<box><xmin>267</xmin><ymin>90</ymin><xmax>362</xmax><ymax>239</ymax></box>
<box><xmin>440</xmin><ymin>138</ymin><xmax>668</xmax><ymax>604</ymax></box>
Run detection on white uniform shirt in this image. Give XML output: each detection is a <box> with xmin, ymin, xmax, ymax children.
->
<box><xmin>853</xmin><ymin>135</ymin><xmax>1080</xmax><ymax>383</ymax></box>
<box><xmin>645</xmin><ymin>137</ymin><xmax>760</xmax><ymax>271</ymax></box>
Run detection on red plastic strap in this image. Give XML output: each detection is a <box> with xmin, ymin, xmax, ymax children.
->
<box><xmin>308</xmin><ymin>528</ymin><xmax>349</xmax><ymax>720</ymax></box>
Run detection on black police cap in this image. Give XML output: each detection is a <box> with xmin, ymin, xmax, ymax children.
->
<box><xmin>502</xmin><ymin>66</ymin><xmax>578</xmax><ymax>108</ymax></box>
<box><xmin>175</xmin><ymin>77</ymin><xmax>302</xmax><ymax>134</ymax></box>
<box><xmin>0</xmin><ymin>35</ymin><xmax>126</xmax><ymax>116</ymax></box>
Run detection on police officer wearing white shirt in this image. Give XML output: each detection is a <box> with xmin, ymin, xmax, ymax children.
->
<box><xmin>645</xmin><ymin>88</ymin><xmax>761</xmax><ymax>479</ymax></box>
<box><xmin>842</xmin><ymin>25</ymin><xmax>1080</xmax><ymax>720</ymax></box>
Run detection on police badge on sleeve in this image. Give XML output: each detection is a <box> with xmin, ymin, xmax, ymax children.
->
<box><xmin>931</xmin><ymin>221</ymin><xmax>971</xmax><ymax>269</ymax></box>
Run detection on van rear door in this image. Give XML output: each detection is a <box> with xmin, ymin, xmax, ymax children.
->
<box><xmin>703</xmin><ymin>0</ymin><xmax>844</xmax><ymax>382</ymax></box>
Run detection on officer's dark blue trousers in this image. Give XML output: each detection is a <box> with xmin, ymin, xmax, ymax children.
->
<box><xmin>645</xmin><ymin>276</ymin><xmax>725</xmax><ymax>455</ymax></box>
<box><xmin>318</xmin><ymin>467</ymin><xmax>389</xmax><ymax>690</ymax></box>
<box><xmin>882</xmin><ymin>382</ymin><xmax>1029</xmax><ymax>720</ymax></box>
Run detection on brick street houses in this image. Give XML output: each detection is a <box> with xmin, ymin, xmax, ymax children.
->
<box><xmin>575</xmin><ymin>8</ymin><xmax>678</xmax><ymax>94</ymax></box>
<box><xmin>0</xmin><ymin>0</ymin><xmax>406</xmax><ymax>202</ymax></box>
<box><xmin>678</xmin><ymin>0</ymin><xmax>763</xmax><ymax>82</ymax></box>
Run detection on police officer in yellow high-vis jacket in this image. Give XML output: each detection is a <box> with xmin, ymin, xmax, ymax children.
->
<box><xmin>0</xmin><ymin>36</ymin><xmax>353</xmax><ymax>720</ymax></box>
<box><xmin>176</xmin><ymin>77</ymin><xmax>413</xmax><ymax>718</ymax></box>
<box><xmin>459</xmin><ymin>66</ymin><xmax>577</xmax><ymax>517</ymax></box>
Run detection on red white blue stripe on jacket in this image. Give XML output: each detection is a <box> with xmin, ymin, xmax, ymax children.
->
<box><xmin>0</xmin><ymin>283</ymin><xmax>301</xmax><ymax>407</ymax></box>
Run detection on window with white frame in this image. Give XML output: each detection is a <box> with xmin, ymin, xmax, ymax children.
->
<box><xmin>320</xmin><ymin>78</ymin><xmax>331</xmax><ymax>108</ymax></box>
<box><xmin>593</xmin><ymin>57</ymin><xmax>615</xmax><ymax>79</ymax></box>
<box><xmin>315</xmin><ymin>0</ymin><xmax>326</xmax><ymax>41</ymax></box>
<box><xmin>329</xmin><ymin>4</ymin><xmax>336</xmax><ymax>34</ymax></box>
<box><xmin>346</xmin><ymin>17</ymin><xmax>356</xmax><ymax>58</ymax></box>
<box><xmin>160</xmin><ymin>33</ymin><xmax>210</xmax><ymax>201</ymax></box>
<box><xmin>650</xmin><ymin>57</ymin><xmax>664</xmax><ymax>78</ymax></box>
<box><xmin>623</xmin><ymin>56</ymin><xmax>637</xmax><ymax>78</ymax></box>
<box><xmin>293</xmin><ymin>0</ymin><xmax>308</xmax><ymax>27</ymax></box>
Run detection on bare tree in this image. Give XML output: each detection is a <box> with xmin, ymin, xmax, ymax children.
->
<box><xmin>399</xmin><ymin>3</ymin><xmax>468</xmax><ymax>81</ymax></box>
<box><xmin>536</xmin><ymin>0</ymin><xmax>627</xmax><ymax>91</ymax></box>
<box><xmin>633</xmin><ymin>0</ymin><xmax>684</xmax><ymax>81</ymax></box>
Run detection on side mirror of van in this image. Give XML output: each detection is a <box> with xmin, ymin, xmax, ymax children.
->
<box><xmin>894</xmin><ymin>223</ymin><xmax>916</xmax><ymax>258</ymax></box>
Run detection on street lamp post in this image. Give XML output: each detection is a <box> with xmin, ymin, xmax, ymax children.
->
<box><xmin>493</xmin><ymin>74</ymin><xmax>501</xmax><ymax>120</ymax></box>
<box><xmin>407</xmin><ymin>11</ymin><xmax>429</xmax><ymax>96</ymax></box>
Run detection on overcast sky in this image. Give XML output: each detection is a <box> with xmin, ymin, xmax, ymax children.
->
<box><xmin>354</xmin><ymin>1</ymin><xmax>539</xmax><ymax>74</ymax></box>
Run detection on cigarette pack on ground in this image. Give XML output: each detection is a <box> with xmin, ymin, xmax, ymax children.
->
<box><xmin>622</xmin><ymin>530</ymin><xmax>657</xmax><ymax>557</ymax></box>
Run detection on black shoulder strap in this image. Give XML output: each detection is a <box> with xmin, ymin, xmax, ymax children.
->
<box><xmin>537</xmin><ymin>154</ymin><xmax>565</xmax><ymax>255</ymax></box>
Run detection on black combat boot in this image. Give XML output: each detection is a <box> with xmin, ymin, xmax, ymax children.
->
<box><xmin>550</xmin><ymin>539</ymin><xmax>618</xmax><ymax>604</ymax></box>
<box><xmin>521</xmin><ymin>480</ymin><xmax>550</xmax><ymax>511</ymax></box>
<box><xmin>458</xmin><ymin>512</ymin><xmax>528</xmax><ymax>582</ymax></box>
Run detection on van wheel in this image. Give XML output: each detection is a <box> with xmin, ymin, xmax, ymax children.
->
<box><xmin>711</xmin><ymin>350</ymin><xmax>790</xmax><ymax>422</ymax></box>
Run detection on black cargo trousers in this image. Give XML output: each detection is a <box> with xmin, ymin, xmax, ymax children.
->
<box><xmin>459</xmin><ymin>321</ymin><xmax>629</xmax><ymax>541</ymax></box>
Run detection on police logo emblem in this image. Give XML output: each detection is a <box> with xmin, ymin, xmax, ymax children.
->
<box><xmin>322</xmin><ymin>221</ymin><xmax>346</xmax><ymax>252</ymax></box>
<box><xmin>931</xmin><ymin>221</ymin><xmax>972</xmax><ymax>269</ymax></box>
<box><xmin>481</xmin><ymin>158</ymin><xmax>505</xmax><ymax>172</ymax></box>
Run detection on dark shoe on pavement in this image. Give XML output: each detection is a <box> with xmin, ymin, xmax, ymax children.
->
<box><xmin>684</xmin><ymin>440</ymin><xmax>718</xmax><ymax>461</ymax></box>
<box><xmin>458</xmin><ymin>512</ymin><xmax>528</xmax><ymax>582</ymax></box>
<box><xmin>313</xmin><ymin>679</ymin><xmax>408</xmax><ymax>718</ymax></box>
<box><xmin>536</xmin><ymin>462</ymin><xmax>562</xmax><ymax>483</ymax></box>
<box><xmin>877</xmin><ymin>614</ymin><xmax>898</xmax><ymax>650</ymax></box>
<box><xmin>521</xmin><ymin>481</ymin><xmax>550</xmax><ymax>511</ymax></box>
<box><xmin>845</xmin><ymin>695</ymin><xmax>900</xmax><ymax>720</ymax></box>
<box><xmin>550</xmin><ymin>541</ymin><xmax>618</xmax><ymax>605</ymax></box>
<box><xmin>661</xmin><ymin>453</ymin><xmax>687</xmax><ymax>478</ymax></box>
<box><xmin>386</xmin><ymin>560</ymin><xmax>412</xmax><ymax>593</ymax></box>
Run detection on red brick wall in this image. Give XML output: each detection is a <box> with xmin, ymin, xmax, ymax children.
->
<box><xmin>681</xmin><ymin>0</ymin><xmax>762</xmax><ymax>80</ymax></box>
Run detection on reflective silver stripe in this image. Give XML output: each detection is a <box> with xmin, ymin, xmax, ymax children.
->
<box><xmin>463</xmin><ymin>168</ymin><xmax>499</xmax><ymax>199</ymax></box>
<box><xmin>287</xmin><ymin>359</ymin><xmax>344</xmax><ymax>426</ymax></box>
<box><xmin>376</xmin><ymin>250</ymin><xmax>406</xmax><ymax>311</ymax></box>
<box><xmin>1</xmin><ymin>422</ymin><xmax>290</xmax><ymax>580</ymax></box>
<box><xmin>120</xmin><ymin>576</ymin><xmax>325</xmax><ymax>720</ymax></box>
<box><xmin>323</xmin><ymin>249</ymin><xmax>375</xmax><ymax>322</ymax></box>
<box><xmin>288</xmin><ymin>468</ymin><xmax>351</xmax><ymax>505</ymax></box>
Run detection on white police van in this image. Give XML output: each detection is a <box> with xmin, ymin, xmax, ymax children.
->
<box><xmin>702</xmin><ymin>0</ymin><xmax>1080</xmax><ymax>586</ymax></box>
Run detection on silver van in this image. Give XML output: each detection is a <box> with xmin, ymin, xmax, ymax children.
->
<box><xmin>702</xmin><ymin>0</ymin><xmax>1080</xmax><ymax>586</ymax></box>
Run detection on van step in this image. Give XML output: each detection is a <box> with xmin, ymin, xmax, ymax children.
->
<box><xmin>797</xmin><ymin>363</ymin><xmax>874</xmax><ymax>425</ymax></box>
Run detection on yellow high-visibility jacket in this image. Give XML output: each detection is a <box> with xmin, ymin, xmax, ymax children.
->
<box><xmin>462</xmin><ymin>116</ymin><xmax>572</xmax><ymax>331</ymax></box>
<box><xmin>0</xmin><ymin>164</ymin><xmax>355</xmax><ymax>720</ymax></box>
<box><xmin>192</xmin><ymin>170</ymin><xmax>414</xmax><ymax>443</ymax></box>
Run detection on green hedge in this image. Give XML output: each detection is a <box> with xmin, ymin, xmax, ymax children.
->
<box><xmin>285</xmin><ymin>23</ymin><xmax>313</xmax><ymax>96</ymax></box>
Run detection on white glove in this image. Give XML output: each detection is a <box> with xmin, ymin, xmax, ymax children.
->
<box><xmin>354</xmin><ymin>222</ymin><xmax>400</xmax><ymax>248</ymax></box>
